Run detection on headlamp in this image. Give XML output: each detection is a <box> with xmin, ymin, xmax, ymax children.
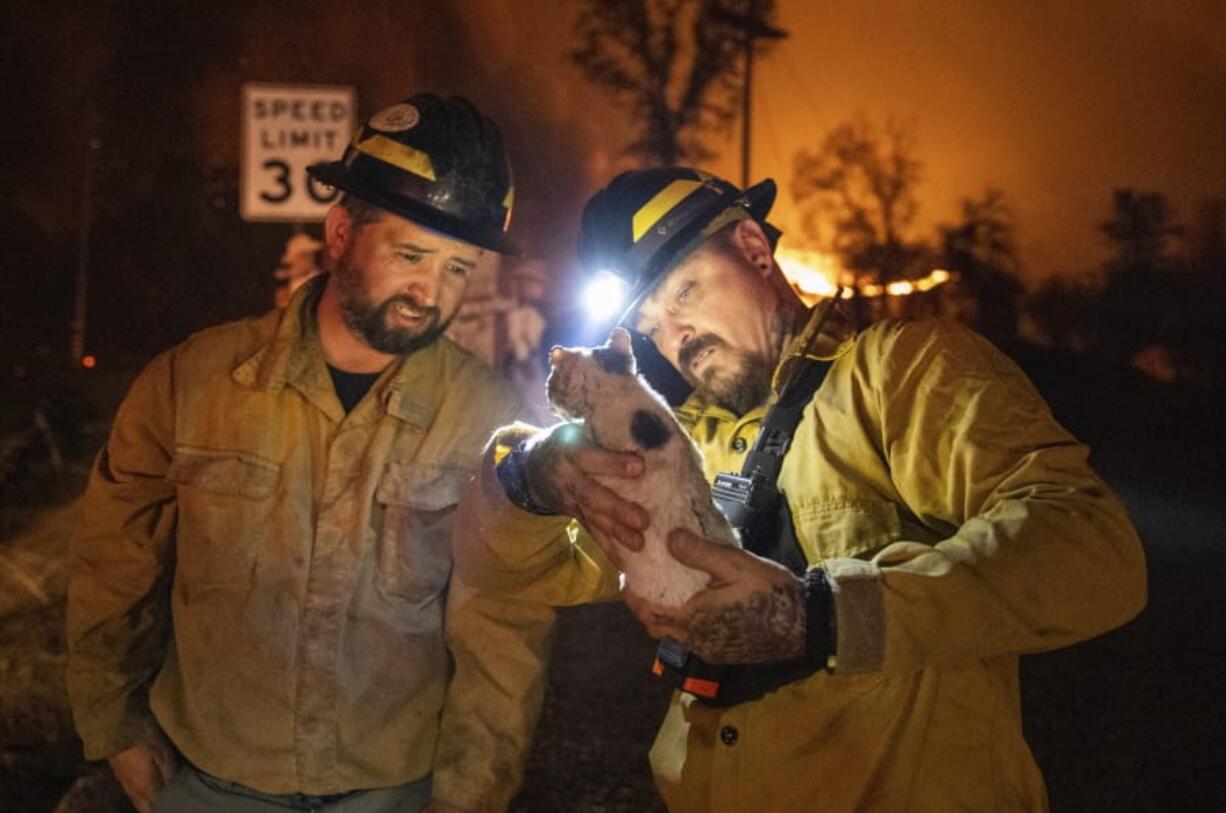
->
<box><xmin>581</xmin><ymin>268</ymin><xmax>629</xmax><ymax>321</ymax></box>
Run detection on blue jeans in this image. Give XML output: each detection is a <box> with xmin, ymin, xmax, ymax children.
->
<box><xmin>152</xmin><ymin>763</ymin><xmax>432</xmax><ymax>812</ymax></box>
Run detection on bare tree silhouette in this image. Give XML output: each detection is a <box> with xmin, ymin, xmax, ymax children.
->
<box><xmin>571</xmin><ymin>0</ymin><xmax>777</xmax><ymax>165</ymax></box>
<box><xmin>791</xmin><ymin>117</ymin><xmax>929</xmax><ymax>283</ymax></box>
<box><xmin>1028</xmin><ymin>276</ymin><xmax>1100</xmax><ymax>353</ymax></box>
<box><xmin>791</xmin><ymin>116</ymin><xmax>930</xmax><ymax>322</ymax></box>
<box><xmin>938</xmin><ymin>189</ymin><xmax>1023</xmax><ymax>343</ymax></box>
<box><xmin>1097</xmin><ymin>189</ymin><xmax>1183</xmax><ymax>363</ymax></box>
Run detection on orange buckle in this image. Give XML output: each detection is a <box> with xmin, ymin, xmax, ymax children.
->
<box><xmin>681</xmin><ymin>676</ymin><xmax>720</xmax><ymax>698</ymax></box>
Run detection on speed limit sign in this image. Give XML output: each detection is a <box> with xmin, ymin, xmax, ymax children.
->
<box><xmin>240</xmin><ymin>83</ymin><xmax>356</xmax><ymax>222</ymax></box>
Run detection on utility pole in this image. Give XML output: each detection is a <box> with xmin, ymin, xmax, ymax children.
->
<box><xmin>711</xmin><ymin>3</ymin><xmax>788</xmax><ymax>187</ymax></box>
<box><xmin>71</xmin><ymin>136</ymin><xmax>101</xmax><ymax>366</ymax></box>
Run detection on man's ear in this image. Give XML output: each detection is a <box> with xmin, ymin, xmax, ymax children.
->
<box><xmin>731</xmin><ymin>218</ymin><xmax>774</xmax><ymax>277</ymax></box>
<box><xmin>323</xmin><ymin>204</ymin><xmax>352</xmax><ymax>262</ymax></box>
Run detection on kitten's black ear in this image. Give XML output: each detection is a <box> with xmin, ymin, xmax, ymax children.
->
<box><xmin>608</xmin><ymin>327</ymin><xmax>633</xmax><ymax>355</ymax></box>
<box><xmin>604</xmin><ymin>328</ymin><xmax>637</xmax><ymax>374</ymax></box>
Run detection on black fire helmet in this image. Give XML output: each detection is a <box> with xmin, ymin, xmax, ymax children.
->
<box><xmin>577</xmin><ymin>167</ymin><xmax>778</xmax><ymax>325</ymax></box>
<box><xmin>309</xmin><ymin>93</ymin><xmax>519</xmax><ymax>255</ymax></box>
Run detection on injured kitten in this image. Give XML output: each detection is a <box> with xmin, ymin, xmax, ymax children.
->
<box><xmin>547</xmin><ymin>328</ymin><xmax>740</xmax><ymax>607</ymax></box>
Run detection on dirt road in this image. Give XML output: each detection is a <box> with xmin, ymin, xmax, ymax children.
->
<box><xmin>3</xmin><ymin>350</ymin><xmax>1223</xmax><ymax>811</ymax></box>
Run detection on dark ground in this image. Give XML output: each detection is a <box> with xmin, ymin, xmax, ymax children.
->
<box><xmin>2</xmin><ymin>345</ymin><xmax>1224</xmax><ymax>812</ymax></box>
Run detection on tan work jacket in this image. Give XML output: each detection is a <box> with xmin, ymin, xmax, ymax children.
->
<box><xmin>67</xmin><ymin>276</ymin><xmax>549</xmax><ymax>811</ymax></box>
<box><xmin>453</xmin><ymin>309</ymin><xmax>1147</xmax><ymax>812</ymax></box>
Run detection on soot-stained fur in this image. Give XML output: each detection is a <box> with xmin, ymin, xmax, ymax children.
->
<box><xmin>546</xmin><ymin>328</ymin><xmax>741</xmax><ymax>607</ymax></box>
<box><xmin>631</xmin><ymin>409</ymin><xmax>671</xmax><ymax>449</ymax></box>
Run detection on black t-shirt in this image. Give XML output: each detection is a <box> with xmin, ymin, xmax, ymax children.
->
<box><xmin>327</xmin><ymin>364</ymin><xmax>381</xmax><ymax>413</ymax></box>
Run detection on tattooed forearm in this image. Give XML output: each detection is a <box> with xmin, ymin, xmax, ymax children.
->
<box><xmin>686</xmin><ymin>578</ymin><xmax>806</xmax><ymax>664</ymax></box>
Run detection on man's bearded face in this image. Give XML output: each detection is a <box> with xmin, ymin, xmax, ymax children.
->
<box><xmin>634</xmin><ymin>227</ymin><xmax>785</xmax><ymax>416</ymax></box>
<box><xmin>676</xmin><ymin>332</ymin><xmax>775</xmax><ymax>416</ymax></box>
<box><xmin>332</xmin><ymin>241</ymin><xmax>452</xmax><ymax>355</ymax></box>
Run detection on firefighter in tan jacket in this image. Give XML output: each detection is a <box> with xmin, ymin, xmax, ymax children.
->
<box><xmin>67</xmin><ymin>95</ymin><xmax>547</xmax><ymax>813</ymax></box>
<box><xmin>452</xmin><ymin>168</ymin><xmax>1147</xmax><ymax>811</ymax></box>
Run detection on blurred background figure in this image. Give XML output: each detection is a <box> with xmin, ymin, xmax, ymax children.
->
<box><xmin>272</xmin><ymin>232</ymin><xmax>325</xmax><ymax>308</ymax></box>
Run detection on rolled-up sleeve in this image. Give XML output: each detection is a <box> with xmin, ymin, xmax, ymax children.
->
<box><xmin>66</xmin><ymin>351</ymin><xmax>178</xmax><ymax>759</ymax></box>
<box><xmin>826</xmin><ymin>320</ymin><xmax>1147</xmax><ymax>673</ymax></box>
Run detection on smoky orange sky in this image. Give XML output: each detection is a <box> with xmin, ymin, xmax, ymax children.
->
<box><xmin>461</xmin><ymin>0</ymin><xmax>1226</xmax><ymax>284</ymax></box>
<box><xmin>13</xmin><ymin>0</ymin><xmax>1224</xmax><ymax>291</ymax></box>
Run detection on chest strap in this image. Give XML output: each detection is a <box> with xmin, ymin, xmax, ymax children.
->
<box><xmin>655</xmin><ymin>354</ymin><xmax>834</xmax><ymax>707</ymax></box>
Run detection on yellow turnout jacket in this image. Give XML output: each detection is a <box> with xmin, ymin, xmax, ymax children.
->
<box><xmin>453</xmin><ymin>307</ymin><xmax>1146</xmax><ymax>812</ymax></box>
<box><xmin>67</xmin><ymin>276</ymin><xmax>549</xmax><ymax>811</ymax></box>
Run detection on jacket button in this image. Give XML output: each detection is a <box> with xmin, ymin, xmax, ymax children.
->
<box><xmin>720</xmin><ymin>725</ymin><xmax>739</xmax><ymax>746</ymax></box>
<box><xmin>731</xmin><ymin>437</ymin><xmax>747</xmax><ymax>453</ymax></box>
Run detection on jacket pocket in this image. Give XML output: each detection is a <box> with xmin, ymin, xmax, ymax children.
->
<box><xmin>373</xmin><ymin>462</ymin><xmax>471</xmax><ymax>603</ymax></box>
<box><xmin>791</xmin><ymin>498</ymin><xmax>903</xmax><ymax>562</ymax></box>
<box><xmin>165</xmin><ymin>447</ymin><xmax>281</xmax><ymax>592</ymax></box>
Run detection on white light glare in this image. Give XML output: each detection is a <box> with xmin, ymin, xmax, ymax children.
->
<box><xmin>583</xmin><ymin>269</ymin><xmax>629</xmax><ymax>320</ymax></box>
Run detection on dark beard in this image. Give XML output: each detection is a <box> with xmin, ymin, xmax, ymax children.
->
<box><xmin>679</xmin><ymin>334</ymin><xmax>774</xmax><ymax>416</ymax></box>
<box><xmin>332</xmin><ymin>255</ymin><xmax>452</xmax><ymax>355</ymax></box>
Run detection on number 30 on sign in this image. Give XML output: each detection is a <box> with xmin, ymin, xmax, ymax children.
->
<box><xmin>241</xmin><ymin>83</ymin><xmax>356</xmax><ymax>223</ymax></box>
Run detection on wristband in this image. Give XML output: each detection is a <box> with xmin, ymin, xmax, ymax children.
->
<box><xmin>803</xmin><ymin>568</ymin><xmax>837</xmax><ymax>671</ymax></box>
<box><xmin>495</xmin><ymin>440</ymin><xmax>558</xmax><ymax>516</ymax></box>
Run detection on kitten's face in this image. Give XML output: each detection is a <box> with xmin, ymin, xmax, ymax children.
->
<box><xmin>547</xmin><ymin>328</ymin><xmax>637</xmax><ymax>421</ymax></box>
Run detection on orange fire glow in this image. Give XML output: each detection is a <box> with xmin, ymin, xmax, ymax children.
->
<box><xmin>775</xmin><ymin>248</ymin><xmax>845</xmax><ymax>304</ymax></box>
<box><xmin>777</xmin><ymin>247</ymin><xmax>954</xmax><ymax>304</ymax></box>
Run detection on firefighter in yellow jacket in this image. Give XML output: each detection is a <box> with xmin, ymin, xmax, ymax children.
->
<box><xmin>452</xmin><ymin>168</ymin><xmax>1147</xmax><ymax>811</ymax></box>
<box><xmin>67</xmin><ymin>95</ymin><xmax>547</xmax><ymax>813</ymax></box>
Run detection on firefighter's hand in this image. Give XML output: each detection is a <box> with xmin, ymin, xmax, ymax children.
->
<box><xmin>522</xmin><ymin>422</ymin><xmax>649</xmax><ymax>559</ymax></box>
<box><xmin>107</xmin><ymin>734</ymin><xmax>177</xmax><ymax>813</ymax></box>
<box><xmin>626</xmin><ymin>528</ymin><xmax>807</xmax><ymax>665</ymax></box>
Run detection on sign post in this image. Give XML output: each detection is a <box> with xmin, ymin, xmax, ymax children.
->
<box><xmin>240</xmin><ymin>83</ymin><xmax>356</xmax><ymax>223</ymax></box>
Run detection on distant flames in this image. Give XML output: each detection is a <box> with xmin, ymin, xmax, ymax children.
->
<box><xmin>776</xmin><ymin>248</ymin><xmax>954</xmax><ymax>305</ymax></box>
<box><xmin>776</xmin><ymin>248</ymin><xmax>843</xmax><ymax>300</ymax></box>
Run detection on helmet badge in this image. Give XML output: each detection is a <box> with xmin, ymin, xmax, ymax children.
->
<box><xmin>369</xmin><ymin>103</ymin><xmax>420</xmax><ymax>133</ymax></box>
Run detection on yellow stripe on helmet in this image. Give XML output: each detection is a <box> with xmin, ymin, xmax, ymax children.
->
<box><xmin>502</xmin><ymin>186</ymin><xmax>515</xmax><ymax>228</ymax></box>
<box><xmin>354</xmin><ymin>134</ymin><xmax>437</xmax><ymax>181</ymax></box>
<box><xmin>631</xmin><ymin>179</ymin><xmax>703</xmax><ymax>242</ymax></box>
<box><xmin>701</xmin><ymin>205</ymin><xmax>750</xmax><ymax>237</ymax></box>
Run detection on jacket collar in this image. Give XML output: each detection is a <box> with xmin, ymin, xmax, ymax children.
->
<box><xmin>232</xmin><ymin>274</ymin><xmax>445</xmax><ymax>428</ymax></box>
<box><xmin>770</xmin><ymin>294</ymin><xmax>857</xmax><ymax>394</ymax></box>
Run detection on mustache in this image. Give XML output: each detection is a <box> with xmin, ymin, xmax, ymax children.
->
<box><xmin>382</xmin><ymin>294</ymin><xmax>441</xmax><ymax>323</ymax></box>
<box><xmin>678</xmin><ymin>334</ymin><xmax>723</xmax><ymax>372</ymax></box>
